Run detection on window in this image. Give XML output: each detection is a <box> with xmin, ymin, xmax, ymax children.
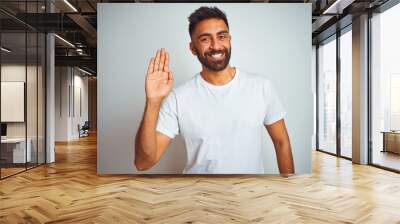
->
<box><xmin>371</xmin><ymin>3</ymin><xmax>400</xmax><ymax>171</ymax></box>
<box><xmin>390</xmin><ymin>74</ymin><xmax>400</xmax><ymax>130</ymax></box>
<box><xmin>318</xmin><ymin>36</ymin><xmax>337</xmax><ymax>155</ymax></box>
<box><xmin>340</xmin><ymin>28</ymin><xmax>352</xmax><ymax>158</ymax></box>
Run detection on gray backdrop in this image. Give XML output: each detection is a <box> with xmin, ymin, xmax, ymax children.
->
<box><xmin>98</xmin><ymin>3</ymin><xmax>312</xmax><ymax>174</ymax></box>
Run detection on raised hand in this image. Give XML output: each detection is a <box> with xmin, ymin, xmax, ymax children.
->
<box><xmin>145</xmin><ymin>48</ymin><xmax>174</xmax><ymax>102</ymax></box>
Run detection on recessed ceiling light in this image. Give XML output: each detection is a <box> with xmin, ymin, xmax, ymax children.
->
<box><xmin>63</xmin><ymin>0</ymin><xmax>78</xmax><ymax>12</ymax></box>
<box><xmin>322</xmin><ymin>0</ymin><xmax>355</xmax><ymax>15</ymax></box>
<box><xmin>1</xmin><ymin>47</ymin><xmax>11</xmax><ymax>53</ymax></box>
<box><xmin>54</xmin><ymin>34</ymin><xmax>75</xmax><ymax>48</ymax></box>
<box><xmin>78</xmin><ymin>67</ymin><xmax>93</xmax><ymax>76</ymax></box>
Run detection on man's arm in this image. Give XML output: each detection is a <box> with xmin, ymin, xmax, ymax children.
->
<box><xmin>265</xmin><ymin>119</ymin><xmax>294</xmax><ymax>175</ymax></box>
<box><xmin>134</xmin><ymin>101</ymin><xmax>172</xmax><ymax>171</ymax></box>
<box><xmin>134</xmin><ymin>48</ymin><xmax>174</xmax><ymax>171</ymax></box>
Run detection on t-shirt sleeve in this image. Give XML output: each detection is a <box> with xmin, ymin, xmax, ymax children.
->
<box><xmin>156</xmin><ymin>91</ymin><xmax>180</xmax><ymax>139</ymax></box>
<box><xmin>263</xmin><ymin>79</ymin><xmax>286</xmax><ymax>125</ymax></box>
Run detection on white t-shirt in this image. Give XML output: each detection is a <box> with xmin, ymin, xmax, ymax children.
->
<box><xmin>156</xmin><ymin>68</ymin><xmax>286</xmax><ymax>174</ymax></box>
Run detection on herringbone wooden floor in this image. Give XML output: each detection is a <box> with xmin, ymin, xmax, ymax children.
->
<box><xmin>1</xmin><ymin>134</ymin><xmax>400</xmax><ymax>224</ymax></box>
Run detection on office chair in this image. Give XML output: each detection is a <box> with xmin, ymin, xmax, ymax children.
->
<box><xmin>79</xmin><ymin>121</ymin><xmax>90</xmax><ymax>138</ymax></box>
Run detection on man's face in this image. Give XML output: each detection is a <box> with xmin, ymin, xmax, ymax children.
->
<box><xmin>190</xmin><ymin>18</ymin><xmax>231</xmax><ymax>72</ymax></box>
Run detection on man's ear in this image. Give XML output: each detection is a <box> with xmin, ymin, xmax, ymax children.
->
<box><xmin>189</xmin><ymin>42</ymin><xmax>197</xmax><ymax>56</ymax></box>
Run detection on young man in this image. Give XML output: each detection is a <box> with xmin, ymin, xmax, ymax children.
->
<box><xmin>135</xmin><ymin>6</ymin><xmax>294</xmax><ymax>174</ymax></box>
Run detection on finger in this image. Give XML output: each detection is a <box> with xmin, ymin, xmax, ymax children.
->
<box><xmin>154</xmin><ymin>49</ymin><xmax>161</xmax><ymax>71</ymax></box>
<box><xmin>159</xmin><ymin>48</ymin><xmax>165</xmax><ymax>72</ymax></box>
<box><xmin>167</xmin><ymin>71</ymin><xmax>174</xmax><ymax>85</ymax></box>
<box><xmin>163</xmin><ymin>51</ymin><xmax>170</xmax><ymax>72</ymax></box>
<box><xmin>147</xmin><ymin>57</ymin><xmax>155</xmax><ymax>74</ymax></box>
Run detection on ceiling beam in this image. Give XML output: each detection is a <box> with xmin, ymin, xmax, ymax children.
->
<box><xmin>55</xmin><ymin>55</ymin><xmax>96</xmax><ymax>71</ymax></box>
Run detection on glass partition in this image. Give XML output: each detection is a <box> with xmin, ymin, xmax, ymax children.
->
<box><xmin>371</xmin><ymin>3</ymin><xmax>400</xmax><ymax>171</ymax></box>
<box><xmin>317</xmin><ymin>36</ymin><xmax>337</xmax><ymax>155</ymax></box>
<box><xmin>27</xmin><ymin>31</ymin><xmax>38</xmax><ymax>169</ymax></box>
<box><xmin>339</xmin><ymin>28</ymin><xmax>352</xmax><ymax>158</ymax></box>
<box><xmin>0</xmin><ymin>1</ymin><xmax>46</xmax><ymax>179</ymax></box>
<box><xmin>1</xmin><ymin>31</ymin><xmax>28</xmax><ymax>177</ymax></box>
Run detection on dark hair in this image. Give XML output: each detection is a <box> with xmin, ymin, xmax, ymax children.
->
<box><xmin>188</xmin><ymin>6</ymin><xmax>229</xmax><ymax>38</ymax></box>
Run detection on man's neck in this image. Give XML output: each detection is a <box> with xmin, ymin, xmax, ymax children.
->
<box><xmin>200</xmin><ymin>65</ymin><xmax>236</xmax><ymax>86</ymax></box>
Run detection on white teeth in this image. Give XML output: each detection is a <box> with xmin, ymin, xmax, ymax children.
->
<box><xmin>211</xmin><ymin>53</ymin><xmax>223</xmax><ymax>58</ymax></box>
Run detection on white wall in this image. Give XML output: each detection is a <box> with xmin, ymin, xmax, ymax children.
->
<box><xmin>1</xmin><ymin>66</ymin><xmax>26</xmax><ymax>132</ymax></box>
<box><xmin>55</xmin><ymin>67</ymin><xmax>89</xmax><ymax>141</ymax></box>
<box><xmin>55</xmin><ymin>67</ymin><xmax>69</xmax><ymax>141</ymax></box>
<box><xmin>98</xmin><ymin>3</ymin><xmax>313</xmax><ymax>174</ymax></box>
<box><xmin>72</xmin><ymin>72</ymin><xmax>89</xmax><ymax>138</ymax></box>
<box><xmin>1</xmin><ymin>65</ymin><xmax>40</xmax><ymax>138</ymax></box>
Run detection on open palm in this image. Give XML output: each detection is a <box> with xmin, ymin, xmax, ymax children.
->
<box><xmin>145</xmin><ymin>48</ymin><xmax>174</xmax><ymax>101</ymax></box>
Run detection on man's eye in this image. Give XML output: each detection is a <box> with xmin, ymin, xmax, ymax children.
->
<box><xmin>200</xmin><ymin>38</ymin><xmax>210</xmax><ymax>43</ymax></box>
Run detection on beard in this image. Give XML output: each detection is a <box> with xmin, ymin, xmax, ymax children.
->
<box><xmin>195</xmin><ymin>46</ymin><xmax>231</xmax><ymax>72</ymax></box>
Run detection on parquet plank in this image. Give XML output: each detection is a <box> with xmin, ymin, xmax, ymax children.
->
<box><xmin>0</xmin><ymin>134</ymin><xmax>399</xmax><ymax>223</ymax></box>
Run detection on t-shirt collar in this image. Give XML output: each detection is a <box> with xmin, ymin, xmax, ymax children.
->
<box><xmin>198</xmin><ymin>67</ymin><xmax>239</xmax><ymax>90</ymax></box>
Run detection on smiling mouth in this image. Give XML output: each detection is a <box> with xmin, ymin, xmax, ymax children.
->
<box><xmin>208</xmin><ymin>52</ymin><xmax>225</xmax><ymax>60</ymax></box>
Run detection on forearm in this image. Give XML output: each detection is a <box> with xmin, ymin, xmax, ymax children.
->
<box><xmin>135</xmin><ymin>100</ymin><xmax>162</xmax><ymax>170</ymax></box>
<box><xmin>273</xmin><ymin>140</ymin><xmax>294</xmax><ymax>175</ymax></box>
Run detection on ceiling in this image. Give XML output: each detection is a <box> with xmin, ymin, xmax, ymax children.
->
<box><xmin>0</xmin><ymin>0</ymin><xmax>393</xmax><ymax>75</ymax></box>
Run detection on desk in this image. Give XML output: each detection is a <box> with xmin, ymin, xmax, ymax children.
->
<box><xmin>381</xmin><ymin>131</ymin><xmax>400</xmax><ymax>154</ymax></box>
<box><xmin>1</xmin><ymin>138</ymin><xmax>31</xmax><ymax>163</ymax></box>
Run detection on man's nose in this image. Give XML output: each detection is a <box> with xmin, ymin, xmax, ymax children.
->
<box><xmin>210</xmin><ymin>37</ymin><xmax>223</xmax><ymax>50</ymax></box>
